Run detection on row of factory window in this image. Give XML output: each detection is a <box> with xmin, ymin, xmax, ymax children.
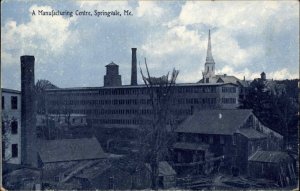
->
<box><xmin>221</xmin><ymin>98</ymin><xmax>236</xmax><ymax>104</ymax></box>
<box><xmin>48</xmin><ymin>108</ymin><xmax>192</xmax><ymax>116</ymax></box>
<box><xmin>47</xmin><ymin>85</ymin><xmax>232</xmax><ymax>97</ymax></box>
<box><xmin>92</xmin><ymin>118</ymin><xmax>147</xmax><ymax>125</ymax></box>
<box><xmin>221</xmin><ymin>87</ymin><xmax>237</xmax><ymax>93</ymax></box>
<box><xmin>48</xmin><ymin>97</ymin><xmax>226</xmax><ymax>106</ymax></box>
<box><xmin>2</xmin><ymin>96</ymin><xmax>18</xmax><ymax>110</ymax></box>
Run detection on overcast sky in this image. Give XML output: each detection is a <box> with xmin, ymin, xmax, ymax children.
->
<box><xmin>1</xmin><ymin>0</ymin><xmax>299</xmax><ymax>90</ymax></box>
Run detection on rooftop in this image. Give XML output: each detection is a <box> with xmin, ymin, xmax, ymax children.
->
<box><xmin>248</xmin><ymin>150</ymin><xmax>294</xmax><ymax>163</ymax></box>
<box><xmin>236</xmin><ymin>128</ymin><xmax>267</xmax><ymax>139</ymax></box>
<box><xmin>45</xmin><ymin>82</ymin><xmax>238</xmax><ymax>92</ymax></box>
<box><xmin>37</xmin><ymin>137</ymin><xmax>107</xmax><ymax>163</ymax></box>
<box><xmin>1</xmin><ymin>88</ymin><xmax>21</xmax><ymax>94</ymax></box>
<box><xmin>106</xmin><ymin>62</ymin><xmax>118</xmax><ymax>67</ymax></box>
<box><xmin>198</xmin><ymin>75</ymin><xmax>241</xmax><ymax>84</ymax></box>
<box><xmin>175</xmin><ymin>109</ymin><xmax>253</xmax><ymax>135</ymax></box>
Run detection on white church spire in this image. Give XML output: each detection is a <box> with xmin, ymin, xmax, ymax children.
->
<box><xmin>203</xmin><ymin>29</ymin><xmax>216</xmax><ymax>83</ymax></box>
<box><xmin>206</xmin><ymin>29</ymin><xmax>215</xmax><ymax>64</ymax></box>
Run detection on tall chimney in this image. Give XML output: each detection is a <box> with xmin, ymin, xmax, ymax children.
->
<box><xmin>21</xmin><ymin>55</ymin><xmax>37</xmax><ymax>167</ymax></box>
<box><xmin>131</xmin><ymin>48</ymin><xmax>137</xmax><ymax>86</ymax></box>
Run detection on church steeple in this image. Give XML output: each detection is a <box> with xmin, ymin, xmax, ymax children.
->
<box><xmin>203</xmin><ymin>29</ymin><xmax>216</xmax><ymax>83</ymax></box>
<box><xmin>206</xmin><ymin>29</ymin><xmax>215</xmax><ymax>64</ymax></box>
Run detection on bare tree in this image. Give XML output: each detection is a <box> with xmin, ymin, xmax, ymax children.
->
<box><xmin>138</xmin><ymin>58</ymin><xmax>179</xmax><ymax>190</ymax></box>
<box><xmin>35</xmin><ymin>79</ymin><xmax>58</xmax><ymax>114</ymax></box>
<box><xmin>1</xmin><ymin>114</ymin><xmax>15</xmax><ymax>162</ymax></box>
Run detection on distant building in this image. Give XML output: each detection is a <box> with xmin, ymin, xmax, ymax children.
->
<box><xmin>104</xmin><ymin>62</ymin><xmax>122</xmax><ymax>87</ymax></box>
<box><xmin>36</xmin><ymin>113</ymin><xmax>91</xmax><ymax>139</ymax></box>
<box><xmin>252</xmin><ymin>72</ymin><xmax>286</xmax><ymax>95</ymax></box>
<box><xmin>1</xmin><ymin>88</ymin><xmax>22</xmax><ymax>164</ymax></box>
<box><xmin>173</xmin><ymin>109</ymin><xmax>283</xmax><ymax>175</ymax></box>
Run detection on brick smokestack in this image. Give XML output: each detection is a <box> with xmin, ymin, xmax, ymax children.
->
<box><xmin>131</xmin><ymin>48</ymin><xmax>137</xmax><ymax>86</ymax></box>
<box><xmin>21</xmin><ymin>55</ymin><xmax>37</xmax><ymax>167</ymax></box>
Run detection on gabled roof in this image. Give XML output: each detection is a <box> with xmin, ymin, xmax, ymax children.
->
<box><xmin>175</xmin><ymin>109</ymin><xmax>253</xmax><ymax>135</ymax></box>
<box><xmin>45</xmin><ymin>82</ymin><xmax>237</xmax><ymax>92</ymax></box>
<box><xmin>38</xmin><ymin>137</ymin><xmax>107</xmax><ymax>163</ymax></box>
<box><xmin>198</xmin><ymin>75</ymin><xmax>241</xmax><ymax>84</ymax></box>
<box><xmin>248</xmin><ymin>151</ymin><xmax>293</xmax><ymax>163</ymax></box>
<box><xmin>237</xmin><ymin>80</ymin><xmax>251</xmax><ymax>87</ymax></box>
<box><xmin>236</xmin><ymin>128</ymin><xmax>267</xmax><ymax>139</ymax></box>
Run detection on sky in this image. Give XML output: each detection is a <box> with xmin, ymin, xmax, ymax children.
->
<box><xmin>1</xmin><ymin>0</ymin><xmax>299</xmax><ymax>90</ymax></box>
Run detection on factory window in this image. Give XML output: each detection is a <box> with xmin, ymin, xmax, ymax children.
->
<box><xmin>222</xmin><ymin>98</ymin><xmax>236</xmax><ymax>104</ymax></box>
<box><xmin>177</xmin><ymin>87</ymin><xmax>183</xmax><ymax>93</ymax></box>
<box><xmin>211</xmin><ymin>87</ymin><xmax>217</xmax><ymax>93</ymax></box>
<box><xmin>222</xmin><ymin>87</ymin><xmax>236</xmax><ymax>93</ymax></box>
<box><xmin>11</xmin><ymin>121</ymin><xmax>18</xmax><ymax>134</ymax></box>
<box><xmin>11</xmin><ymin>96</ymin><xmax>18</xmax><ymax>109</ymax></box>
<box><xmin>232</xmin><ymin>136</ymin><xmax>236</xmax><ymax>145</ymax></box>
<box><xmin>12</xmin><ymin>144</ymin><xmax>18</xmax><ymax>158</ymax></box>
<box><xmin>220</xmin><ymin>136</ymin><xmax>225</xmax><ymax>144</ymax></box>
<box><xmin>108</xmin><ymin>176</ymin><xmax>114</xmax><ymax>189</ymax></box>
<box><xmin>2</xmin><ymin>96</ymin><xmax>4</xmax><ymax>109</ymax></box>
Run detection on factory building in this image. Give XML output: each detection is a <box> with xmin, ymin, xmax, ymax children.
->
<box><xmin>45</xmin><ymin>31</ymin><xmax>244</xmax><ymax>132</ymax></box>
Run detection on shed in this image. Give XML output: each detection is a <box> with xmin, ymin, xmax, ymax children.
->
<box><xmin>146</xmin><ymin>161</ymin><xmax>177</xmax><ymax>189</ymax></box>
<box><xmin>248</xmin><ymin>151</ymin><xmax>297</xmax><ymax>187</ymax></box>
<box><xmin>3</xmin><ymin>166</ymin><xmax>41</xmax><ymax>190</ymax></box>
<box><xmin>37</xmin><ymin>137</ymin><xmax>107</xmax><ymax>182</ymax></box>
<box><xmin>71</xmin><ymin>161</ymin><xmax>151</xmax><ymax>190</ymax></box>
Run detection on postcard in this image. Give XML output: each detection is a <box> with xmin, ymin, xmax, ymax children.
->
<box><xmin>1</xmin><ymin>0</ymin><xmax>299</xmax><ymax>190</ymax></box>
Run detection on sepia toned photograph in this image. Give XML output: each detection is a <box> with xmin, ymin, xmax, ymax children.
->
<box><xmin>1</xmin><ymin>0</ymin><xmax>299</xmax><ymax>190</ymax></box>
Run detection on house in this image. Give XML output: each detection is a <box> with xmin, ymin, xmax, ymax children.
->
<box><xmin>1</xmin><ymin>88</ymin><xmax>22</xmax><ymax>164</ymax></box>
<box><xmin>173</xmin><ymin>109</ymin><xmax>283</xmax><ymax>175</ymax></box>
<box><xmin>248</xmin><ymin>150</ymin><xmax>297</xmax><ymax>187</ymax></box>
<box><xmin>37</xmin><ymin>137</ymin><xmax>107</xmax><ymax>184</ymax></box>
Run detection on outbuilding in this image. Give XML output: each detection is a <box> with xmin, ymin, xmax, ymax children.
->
<box><xmin>248</xmin><ymin>150</ymin><xmax>297</xmax><ymax>187</ymax></box>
